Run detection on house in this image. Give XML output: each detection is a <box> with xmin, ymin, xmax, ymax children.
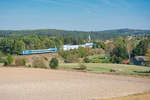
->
<box><xmin>131</xmin><ymin>56</ymin><xmax>150</xmax><ymax>66</ymax></box>
<box><xmin>62</xmin><ymin>45</ymin><xmax>79</xmax><ymax>51</ymax></box>
<box><xmin>84</xmin><ymin>42</ymin><xmax>94</xmax><ymax>48</ymax></box>
<box><xmin>62</xmin><ymin>42</ymin><xmax>94</xmax><ymax>51</ymax></box>
<box><xmin>62</xmin><ymin>34</ymin><xmax>95</xmax><ymax>51</ymax></box>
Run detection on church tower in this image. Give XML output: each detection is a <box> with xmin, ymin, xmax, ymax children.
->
<box><xmin>88</xmin><ymin>34</ymin><xmax>91</xmax><ymax>42</ymax></box>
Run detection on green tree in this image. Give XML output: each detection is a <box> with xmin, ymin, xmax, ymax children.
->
<box><xmin>132</xmin><ymin>38</ymin><xmax>150</xmax><ymax>56</ymax></box>
<box><xmin>97</xmin><ymin>41</ymin><xmax>106</xmax><ymax>49</ymax></box>
<box><xmin>146</xmin><ymin>49</ymin><xmax>150</xmax><ymax>57</ymax></box>
<box><xmin>0</xmin><ymin>51</ymin><xmax>4</xmax><ymax>63</ymax></box>
<box><xmin>110</xmin><ymin>37</ymin><xmax>128</xmax><ymax>63</ymax></box>
<box><xmin>78</xmin><ymin>47</ymin><xmax>88</xmax><ymax>58</ymax></box>
<box><xmin>13</xmin><ymin>40</ymin><xmax>25</xmax><ymax>54</ymax></box>
<box><xmin>0</xmin><ymin>39</ymin><xmax>14</xmax><ymax>54</ymax></box>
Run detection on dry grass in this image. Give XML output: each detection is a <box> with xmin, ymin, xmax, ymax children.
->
<box><xmin>13</xmin><ymin>53</ymin><xmax>64</xmax><ymax>66</ymax></box>
<box><xmin>99</xmin><ymin>92</ymin><xmax>150</xmax><ymax>100</ymax></box>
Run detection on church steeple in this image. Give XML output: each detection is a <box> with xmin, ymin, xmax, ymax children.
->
<box><xmin>88</xmin><ymin>34</ymin><xmax>91</xmax><ymax>42</ymax></box>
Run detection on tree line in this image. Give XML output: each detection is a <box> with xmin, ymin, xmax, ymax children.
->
<box><xmin>0</xmin><ymin>35</ymin><xmax>84</xmax><ymax>55</ymax></box>
<box><xmin>1</xmin><ymin>29</ymin><xmax>150</xmax><ymax>40</ymax></box>
<box><xmin>59</xmin><ymin>36</ymin><xmax>150</xmax><ymax>64</ymax></box>
<box><xmin>0</xmin><ymin>34</ymin><xmax>150</xmax><ymax>65</ymax></box>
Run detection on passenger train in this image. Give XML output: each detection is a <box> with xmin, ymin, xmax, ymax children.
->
<box><xmin>20</xmin><ymin>41</ymin><xmax>95</xmax><ymax>55</ymax></box>
<box><xmin>20</xmin><ymin>48</ymin><xmax>57</xmax><ymax>55</ymax></box>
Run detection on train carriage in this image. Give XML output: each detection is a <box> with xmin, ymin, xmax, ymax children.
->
<box><xmin>20</xmin><ymin>48</ymin><xmax>57</xmax><ymax>55</ymax></box>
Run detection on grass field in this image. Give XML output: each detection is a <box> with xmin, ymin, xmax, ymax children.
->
<box><xmin>59</xmin><ymin>63</ymin><xmax>150</xmax><ymax>76</ymax></box>
<box><xmin>99</xmin><ymin>92</ymin><xmax>150</xmax><ymax>100</ymax></box>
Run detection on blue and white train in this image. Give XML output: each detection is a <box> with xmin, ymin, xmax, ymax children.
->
<box><xmin>20</xmin><ymin>42</ymin><xmax>96</xmax><ymax>55</ymax></box>
<box><xmin>20</xmin><ymin>48</ymin><xmax>57</xmax><ymax>55</ymax></box>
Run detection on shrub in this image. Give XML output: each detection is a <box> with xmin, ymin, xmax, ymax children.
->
<box><xmin>79</xmin><ymin>63</ymin><xmax>87</xmax><ymax>70</ymax></box>
<box><xmin>7</xmin><ymin>54</ymin><xmax>14</xmax><ymax>65</ymax></box>
<box><xmin>4</xmin><ymin>54</ymin><xmax>14</xmax><ymax>66</ymax></box>
<box><xmin>4</xmin><ymin>59</ymin><xmax>9</xmax><ymax>66</ymax></box>
<box><xmin>0</xmin><ymin>57</ymin><xmax>4</xmax><ymax>63</ymax></box>
<box><xmin>15</xmin><ymin>58</ymin><xmax>26</xmax><ymax>66</ymax></box>
<box><xmin>64</xmin><ymin>54</ymin><xmax>79</xmax><ymax>63</ymax></box>
<box><xmin>88</xmin><ymin>55</ymin><xmax>110</xmax><ymax>63</ymax></box>
<box><xmin>32</xmin><ymin>57</ymin><xmax>47</xmax><ymax>68</ymax></box>
<box><xmin>111</xmin><ymin>56</ymin><xmax>123</xmax><ymax>64</ymax></box>
<box><xmin>83</xmin><ymin>57</ymin><xmax>90</xmax><ymax>63</ymax></box>
<box><xmin>49</xmin><ymin>58</ymin><xmax>59</xmax><ymax>69</ymax></box>
<box><xmin>110</xmin><ymin>69</ymin><xmax>116</xmax><ymax>72</ymax></box>
<box><xmin>27</xmin><ymin>64</ymin><xmax>32</xmax><ymax>67</ymax></box>
<box><xmin>89</xmin><ymin>59</ymin><xmax>101</xmax><ymax>63</ymax></box>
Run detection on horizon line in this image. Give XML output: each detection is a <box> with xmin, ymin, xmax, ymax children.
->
<box><xmin>0</xmin><ymin>28</ymin><xmax>150</xmax><ymax>32</ymax></box>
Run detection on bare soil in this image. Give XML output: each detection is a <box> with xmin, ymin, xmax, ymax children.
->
<box><xmin>99</xmin><ymin>92</ymin><xmax>150</xmax><ymax>100</ymax></box>
<box><xmin>0</xmin><ymin>67</ymin><xmax>150</xmax><ymax>100</ymax></box>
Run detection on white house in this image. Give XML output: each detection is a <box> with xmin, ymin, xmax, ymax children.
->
<box><xmin>62</xmin><ymin>42</ymin><xmax>94</xmax><ymax>51</ymax></box>
<box><xmin>63</xmin><ymin>45</ymin><xmax>79</xmax><ymax>51</ymax></box>
<box><xmin>62</xmin><ymin>34</ymin><xmax>94</xmax><ymax>51</ymax></box>
<box><xmin>84</xmin><ymin>42</ymin><xmax>93</xmax><ymax>48</ymax></box>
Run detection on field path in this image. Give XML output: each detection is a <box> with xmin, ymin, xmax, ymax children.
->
<box><xmin>0</xmin><ymin>67</ymin><xmax>150</xmax><ymax>100</ymax></box>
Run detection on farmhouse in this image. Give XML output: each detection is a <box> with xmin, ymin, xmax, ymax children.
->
<box><xmin>132</xmin><ymin>56</ymin><xmax>150</xmax><ymax>66</ymax></box>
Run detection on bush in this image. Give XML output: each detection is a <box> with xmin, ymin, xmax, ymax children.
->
<box><xmin>28</xmin><ymin>64</ymin><xmax>32</xmax><ymax>67</ymax></box>
<box><xmin>32</xmin><ymin>57</ymin><xmax>47</xmax><ymax>68</ymax></box>
<box><xmin>83</xmin><ymin>57</ymin><xmax>90</xmax><ymax>63</ymax></box>
<box><xmin>79</xmin><ymin>63</ymin><xmax>87</xmax><ymax>70</ymax></box>
<box><xmin>89</xmin><ymin>59</ymin><xmax>101</xmax><ymax>63</ymax></box>
<box><xmin>100</xmin><ymin>58</ymin><xmax>111</xmax><ymax>63</ymax></box>
<box><xmin>4</xmin><ymin>60</ymin><xmax>9</xmax><ymax>66</ymax></box>
<box><xmin>111</xmin><ymin>56</ymin><xmax>123</xmax><ymax>64</ymax></box>
<box><xmin>0</xmin><ymin>57</ymin><xmax>4</xmax><ymax>63</ymax></box>
<box><xmin>4</xmin><ymin>54</ymin><xmax>14</xmax><ymax>66</ymax></box>
<box><xmin>7</xmin><ymin>54</ymin><xmax>14</xmax><ymax>65</ymax></box>
<box><xmin>88</xmin><ymin>55</ymin><xmax>110</xmax><ymax>63</ymax></box>
<box><xmin>15</xmin><ymin>58</ymin><xmax>26</xmax><ymax>66</ymax></box>
<box><xmin>110</xmin><ymin>69</ymin><xmax>116</xmax><ymax>72</ymax></box>
<box><xmin>49</xmin><ymin>58</ymin><xmax>59</xmax><ymax>69</ymax></box>
<box><xmin>64</xmin><ymin>54</ymin><xmax>79</xmax><ymax>63</ymax></box>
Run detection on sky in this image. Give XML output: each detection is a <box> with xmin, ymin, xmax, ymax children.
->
<box><xmin>0</xmin><ymin>0</ymin><xmax>150</xmax><ymax>31</ymax></box>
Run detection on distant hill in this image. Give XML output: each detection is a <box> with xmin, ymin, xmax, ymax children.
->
<box><xmin>0</xmin><ymin>28</ymin><xmax>150</xmax><ymax>40</ymax></box>
<box><xmin>99</xmin><ymin>28</ymin><xmax>150</xmax><ymax>35</ymax></box>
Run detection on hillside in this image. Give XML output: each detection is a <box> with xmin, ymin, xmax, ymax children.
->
<box><xmin>0</xmin><ymin>28</ymin><xmax>150</xmax><ymax>40</ymax></box>
<box><xmin>13</xmin><ymin>53</ymin><xmax>64</xmax><ymax>67</ymax></box>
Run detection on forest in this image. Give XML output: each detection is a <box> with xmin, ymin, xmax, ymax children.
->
<box><xmin>0</xmin><ymin>32</ymin><xmax>150</xmax><ymax>66</ymax></box>
<box><xmin>0</xmin><ymin>28</ymin><xmax>150</xmax><ymax>40</ymax></box>
<box><xmin>0</xmin><ymin>35</ymin><xmax>85</xmax><ymax>55</ymax></box>
<box><xmin>59</xmin><ymin>36</ymin><xmax>150</xmax><ymax>65</ymax></box>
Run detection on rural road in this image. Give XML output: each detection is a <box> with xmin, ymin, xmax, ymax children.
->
<box><xmin>0</xmin><ymin>67</ymin><xmax>150</xmax><ymax>100</ymax></box>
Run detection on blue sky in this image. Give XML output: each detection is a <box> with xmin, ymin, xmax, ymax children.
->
<box><xmin>0</xmin><ymin>0</ymin><xmax>150</xmax><ymax>31</ymax></box>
